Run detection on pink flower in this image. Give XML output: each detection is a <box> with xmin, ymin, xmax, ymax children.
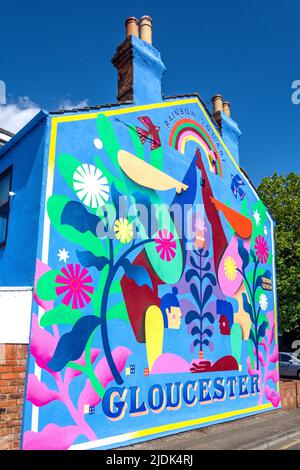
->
<box><xmin>265</xmin><ymin>385</ymin><xmax>281</xmax><ymax>408</ymax></box>
<box><xmin>155</xmin><ymin>229</ymin><xmax>177</xmax><ymax>261</ymax></box>
<box><xmin>55</xmin><ymin>264</ymin><xmax>94</xmax><ymax>309</ymax></box>
<box><xmin>254</xmin><ymin>235</ymin><xmax>269</xmax><ymax>264</ymax></box>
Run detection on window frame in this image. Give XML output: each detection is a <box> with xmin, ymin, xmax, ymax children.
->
<box><xmin>0</xmin><ymin>165</ymin><xmax>13</xmax><ymax>248</ymax></box>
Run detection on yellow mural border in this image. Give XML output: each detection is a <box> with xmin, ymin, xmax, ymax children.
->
<box><xmin>32</xmin><ymin>97</ymin><xmax>280</xmax><ymax>441</ymax></box>
<box><xmin>50</xmin><ymin>98</ymin><xmax>240</xmax><ymax>170</ymax></box>
<box><xmin>69</xmin><ymin>403</ymin><xmax>273</xmax><ymax>450</ymax></box>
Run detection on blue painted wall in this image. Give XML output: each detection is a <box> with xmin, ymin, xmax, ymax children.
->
<box><xmin>0</xmin><ymin>117</ymin><xmax>47</xmax><ymax>286</ymax></box>
<box><xmin>131</xmin><ymin>35</ymin><xmax>166</xmax><ymax>105</ymax></box>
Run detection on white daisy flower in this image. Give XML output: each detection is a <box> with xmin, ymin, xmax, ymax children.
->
<box><xmin>73</xmin><ymin>164</ymin><xmax>109</xmax><ymax>209</ymax></box>
<box><xmin>259</xmin><ymin>293</ymin><xmax>268</xmax><ymax>311</ymax></box>
<box><xmin>253</xmin><ymin>209</ymin><xmax>261</xmax><ymax>226</ymax></box>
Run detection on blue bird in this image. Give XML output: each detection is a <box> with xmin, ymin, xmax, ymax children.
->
<box><xmin>231</xmin><ymin>174</ymin><xmax>246</xmax><ymax>200</ymax></box>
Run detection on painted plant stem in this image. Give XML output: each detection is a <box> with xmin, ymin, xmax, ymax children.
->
<box><xmin>99</xmin><ymin>237</ymin><xmax>154</xmax><ymax>385</ymax></box>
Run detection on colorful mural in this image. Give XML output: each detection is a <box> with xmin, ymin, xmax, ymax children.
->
<box><xmin>22</xmin><ymin>98</ymin><xmax>280</xmax><ymax>450</ymax></box>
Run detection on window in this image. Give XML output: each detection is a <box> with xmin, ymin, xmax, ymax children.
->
<box><xmin>0</xmin><ymin>167</ymin><xmax>12</xmax><ymax>247</ymax></box>
<box><xmin>280</xmin><ymin>353</ymin><xmax>291</xmax><ymax>362</ymax></box>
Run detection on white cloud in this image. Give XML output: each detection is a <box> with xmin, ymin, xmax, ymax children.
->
<box><xmin>0</xmin><ymin>96</ymin><xmax>90</xmax><ymax>134</ymax></box>
<box><xmin>58</xmin><ymin>98</ymin><xmax>89</xmax><ymax>110</ymax></box>
<box><xmin>0</xmin><ymin>96</ymin><xmax>40</xmax><ymax>134</ymax></box>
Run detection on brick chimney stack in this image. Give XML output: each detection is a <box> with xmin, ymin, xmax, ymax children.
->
<box><xmin>139</xmin><ymin>16</ymin><xmax>152</xmax><ymax>44</ymax></box>
<box><xmin>112</xmin><ymin>16</ymin><xmax>166</xmax><ymax>104</ymax></box>
<box><xmin>125</xmin><ymin>17</ymin><xmax>139</xmax><ymax>38</ymax></box>
<box><xmin>211</xmin><ymin>94</ymin><xmax>241</xmax><ymax>164</ymax></box>
<box><xmin>223</xmin><ymin>101</ymin><xmax>231</xmax><ymax>117</ymax></box>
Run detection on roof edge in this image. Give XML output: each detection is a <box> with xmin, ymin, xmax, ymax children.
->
<box><xmin>0</xmin><ymin>110</ymin><xmax>48</xmax><ymax>160</ymax></box>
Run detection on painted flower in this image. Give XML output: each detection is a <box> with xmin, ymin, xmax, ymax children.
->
<box><xmin>114</xmin><ymin>218</ymin><xmax>133</xmax><ymax>244</ymax></box>
<box><xmin>253</xmin><ymin>209</ymin><xmax>261</xmax><ymax>226</ymax></box>
<box><xmin>254</xmin><ymin>235</ymin><xmax>269</xmax><ymax>264</ymax></box>
<box><xmin>55</xmin><ymin>264</ymin><xmax>94</xmax><ymax>309</ymax></box>
<box><xmin>224</xmin><ymin>256</ymin><xmax>237</xmax><ymax>281</ymax></box>
<box><xmin>259</xmin><ymin>293</ymin><xmax>268</xmax><ymax>311</ymax></box>
<box><xmin>194</xmin><ymin>215</ymin><xmax>206</xmax><ymax>232</ymax></box>
<box><xmin>155</xmin><ymin>229</ymin><xmax>177</xmax><ymax>261</ymax></box>
<box><xmin>73</xmin><ymin>163</ymin><xmax>109</xmax><ymax>209</ymax></box>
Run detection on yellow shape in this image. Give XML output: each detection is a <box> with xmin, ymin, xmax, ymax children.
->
<box><xmin>83</xmin><ymin>404</ymin><xmax>90</xmax><ymax>414</ymax></box>
<box><xmin>224</xmin><ymin>256</ymin><xmax>237</xmax><ymax>281</ymax></box>
<box><xmin>114</xmin><ymin>218</ymin><xmax>133</xmax><ymax>244</ymax></box>
<box><xmin>118</xmin><ymin>150</ymin><xmax>188</xmax><ymax>194</ymax></box>
<box><xmin>145</xmin><ymin>305</ymin><xmax>164</xmax><ymax>372</ymax></box>
<box><xmin>233</xmin><ymin>284</ymin><xmax>251</xmax><ymax>340</ymax></box>
<box><xmin>125</xmin><ymin>367</ymin><xmax>131</xmax><ymax>376</ymax></box>
<box><xmin>234</xmin><ymin>311</ymin><xmax>251</xmax><ymax>340</ymax></box>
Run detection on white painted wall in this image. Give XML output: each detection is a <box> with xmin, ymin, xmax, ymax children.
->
<box><xmin>0</xmin><ymin>287</ymin><xmax>32</xmax><ymax>343</ymax></box>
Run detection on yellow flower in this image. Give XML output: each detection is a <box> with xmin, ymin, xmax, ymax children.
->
<box><xmin>224</xmin><ymin>256</ymin><xmax>237</xmax><ymax>281</ymax></box>
<box><xmin>114</xmin><ymin>218</ymin><xmax>133</xmax><ymax>244</ymax></box>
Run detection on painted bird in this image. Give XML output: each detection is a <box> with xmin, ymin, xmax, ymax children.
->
<box><xmin>231</xmin><ymin>174</ymin><xmax>246</xmax><ymax>200</ymax></box>
<box><xmin>136</xmin><ymin>116</ymin><xmax>161</xmax><ymax>150</ymax></box>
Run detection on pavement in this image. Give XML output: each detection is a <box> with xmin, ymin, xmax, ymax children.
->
<box><xmin>119</xmin><ymin>408</ymin><xmax>300</xmax><ymax>451</ymax></box>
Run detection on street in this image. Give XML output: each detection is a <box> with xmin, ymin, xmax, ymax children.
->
<box><xmin>120</xmin><ymin>408</ymin><xmax>300</xmax><ymax>451</ymax></box>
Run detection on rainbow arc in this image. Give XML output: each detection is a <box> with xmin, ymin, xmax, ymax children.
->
<box><xmin>169</xmin><ymin>118</ymin><xmax>223</xmax><ymax>177</ymax></box>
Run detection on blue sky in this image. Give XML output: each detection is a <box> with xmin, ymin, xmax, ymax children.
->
<box><xmin>0</xmin><ymin>0</ymin><xmax>299</xmax><ymax>184</ymax></box>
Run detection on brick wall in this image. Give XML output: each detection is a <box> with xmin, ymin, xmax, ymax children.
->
<box><xmin>0</xmin><ymin>344</ymin><xmax>28</xmax><ymax>450</ymax></box>
<box><xmin>297</xmin><ymin>382</ymin><xmax>300</xmax><ymax>408</ymax></box>
<box><xmin>280</xmin><ymin>379</ymin><xmax>300</xmax><ymax>409</ymax></box>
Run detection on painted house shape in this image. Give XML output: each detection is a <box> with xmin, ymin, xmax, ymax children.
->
<box><xmin>0</xmin><ymin>16</ymin><xmax>281</xmax><ymax>450</ymax></box>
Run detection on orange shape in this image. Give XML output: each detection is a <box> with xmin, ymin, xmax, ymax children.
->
<box><xmin>210</xmin><ymin>197</ymin><xmax>252</xmax><ymax>239</ymax></box>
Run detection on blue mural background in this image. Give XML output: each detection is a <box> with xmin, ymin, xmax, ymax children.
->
<box><xmin>22</xmin><ymin>98</ymin><xmax>280</xmax><ymax>450</ymax></box>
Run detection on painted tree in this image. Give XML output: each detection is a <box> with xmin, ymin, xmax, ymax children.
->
<box><xmin>185</xmin><ymin>248</ymin><xmax>216</xmax><ymax>358</ymax></box>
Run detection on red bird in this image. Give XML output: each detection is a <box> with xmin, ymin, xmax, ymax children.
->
<box><xmin>136</xmin><ymin>116</ymin><xmax>161</xmax><ymax>150</ymax></box>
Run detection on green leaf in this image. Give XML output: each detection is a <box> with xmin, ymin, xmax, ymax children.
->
<box><xmin>47</xmin><ymin>195</ymin><xmax>105</xmax><ymax>257</ymax></box>
<box><xmin>230</xmin><ymin>323</ymin><xmax>243</xmax><ymax>365</ymax></box>
<box><xmin>96</xmin><ymin>114</ymin><xmax>120</xmax><ymax>170</ymax></box>
<box><xmin>94</xmin><ymin>156</ymin><xmax>127</xmax><ymax>195</ymax></box>
<box><xmin>150</xmin><ymin>146</ymin><xmax>163</xmax><ymax>170</ymax></box>
<box><xmin>40</xmin><ymin>304</ymin><xmax>82</xmax><ymax>327</ymax></box>
<box><xmin>248</xmin><ymin>341</ymin><xmax>255</xmax><ymax>369</ymax></box>
<box><xmin>57</xmin><ymin>153</ymin><xmax>82</xmax><ymax>191</ymax></box>
<box><xmin>258</xmin><ymin>313</ymin><xmax>270</xmax><ymax>330</ymax></box>
<box><xmin>36</xmin><ymin>269</ymin><xmax>60</xmax><ymax>301</ymax></box>
<box><xmin>107</xmin><ymin>302</ymin><xmax>129</xmax><ymax>322</ymax></box>
<box><xmin>128</xmin><ymin>125</ymin><xmax>145</xmax><ymax>160</ymax></box>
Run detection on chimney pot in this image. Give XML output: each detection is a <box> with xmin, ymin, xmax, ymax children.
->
<box><xmin>223</xmin><ymin>101</ymin><xmax>231</xmax><ymax>117</ymax></box>
<box><xmin>140</xmin><ymin>15</ymin><xmax>153</xmax><ymax>44</ymax></box>
<box><xmin>125</xmin><ymin>17</ymin><xmax>139</xmax><ymax>38</ymax></box>
<box><xmin>212</xmin><ymin>94</ymin><xmax>223</xmax><ymax>114</ymax></box>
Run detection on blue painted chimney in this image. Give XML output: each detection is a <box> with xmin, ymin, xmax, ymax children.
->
<box><xmin>212</xmin><ymin>95</ymin><xmax>241</xmax><ymax>165</ymax></box>
<box><xmin>112</xmin><ymin>16</ymin><xmax>166</xmax><ymax>105</ymax></box>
